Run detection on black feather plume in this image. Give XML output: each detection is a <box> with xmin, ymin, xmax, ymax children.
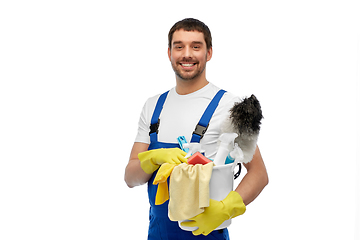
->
<box><xmin>229</xmin><ymin>94</ymin><xmax>263</xmax><ymax>135</ymax></box>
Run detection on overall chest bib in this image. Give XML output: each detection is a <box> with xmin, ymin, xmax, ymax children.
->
<box><xmin>146</xmin><ymin>90</ymin><xmax>231</xmax><ymax>240</ymax></box>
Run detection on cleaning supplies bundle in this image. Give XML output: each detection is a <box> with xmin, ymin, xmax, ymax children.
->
<box><xmin>179</xmin><ymin>95</ymin><xmax>263</xmax><ymax>236</ymax></box>
<box><xmin>139</xmin><ymin>94</ymin><xmax>263</xmax><ymax>236</ymax></box>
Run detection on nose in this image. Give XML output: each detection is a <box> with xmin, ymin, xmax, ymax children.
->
<box><xmin>183</xmin><ymin>46</ymin><xmax>193</xmax><ymax>59</ymax></box>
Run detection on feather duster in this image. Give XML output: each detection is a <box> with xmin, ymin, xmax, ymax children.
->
<box><xmin>221</xmin><ymin>95</ymin><xmax>263</xmax><ymax>163</ymax></box>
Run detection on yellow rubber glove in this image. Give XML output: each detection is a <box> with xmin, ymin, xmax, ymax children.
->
<box><xmin>138</xmin><ymin>148</ymin><xmax>187</xmax><ymax>174</ymax></box>
<box><xmin>181</xmin><ymin>191</ymin><xmax>246</xmax><ymax>236</ymax></box>
<box><xmin>153</xmin><ymin>163</ymin><xmax>176</xmax><ymax>205</ymax></box>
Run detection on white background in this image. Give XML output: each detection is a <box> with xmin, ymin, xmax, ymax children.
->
<box><xmin>1</xmin><ymin>0</ymin><xmax>359</xmax><ymax>239</ymax></box>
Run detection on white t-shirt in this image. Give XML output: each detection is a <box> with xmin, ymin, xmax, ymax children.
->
<box><xmin>135</xmin><ymin>83</ymin><xmax>241</xmax><ymax>159</ymax></box>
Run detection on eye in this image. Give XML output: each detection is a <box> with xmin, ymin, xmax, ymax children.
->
<box><xmin>193</xmin><ymin>45</ymin><xmax>200</xmax><ymax>50</ymax></box>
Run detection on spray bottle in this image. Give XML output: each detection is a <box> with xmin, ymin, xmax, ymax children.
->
<box><xmin>213</xmin><ymin>133</ymin><xmax>238</xmax><ymax>166</ymax></box>
<box><xmin>177</xmin><ymin>136</ymin><xmax>189</xmax><ymax>153</ymax></box>
<box><xmin>225</xmin><ymin>143</ymin><xmax>244</xmax><ymax>164</ymax></box>
<box><xmin>183</xmin><ymin>142</ymin><xmax>205</xmax><ymax>158</ymax></box>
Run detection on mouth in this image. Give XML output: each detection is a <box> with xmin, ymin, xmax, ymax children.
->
<box><xmin>180</xmin><ymin>62</ymin><xmax>197</xmax><ymax>70</ymax></box>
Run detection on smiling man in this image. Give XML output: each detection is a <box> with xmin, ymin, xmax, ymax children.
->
<box><xmin>168</xmin><ymin>22</ymin><xmax>213</xmax><ymax>95</ymax></box>
<box><xmin>125</xmin><ymin>18</ymin><xmax>268</xmax><ymax>240</ymax></box>
<box><xmin>169</xmin><ymin>29</ymin><xmax>211</xmax><ymax>80</ymax></box>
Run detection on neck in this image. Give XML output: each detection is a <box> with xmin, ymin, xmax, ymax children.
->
<box><xmin>175</xmin><ymin>75</ymin><xmax>209</xmax><ymax>95</ymax></box>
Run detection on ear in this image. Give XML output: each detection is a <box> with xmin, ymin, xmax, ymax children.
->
<box><xmin>206</xmin><ymin>47</ymin><xmax>213</xmax><ymax>62</ymax></box>
<box><xmin>168</xmin><ymin>47</ymin><xmax>171</xmax><ymax>61</ymax></box>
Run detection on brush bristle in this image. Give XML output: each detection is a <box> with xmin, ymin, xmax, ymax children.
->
<box><xmin>229</xmin><ymin>94</ymin><xmax>263</xmax><ymax>135</ymax></box>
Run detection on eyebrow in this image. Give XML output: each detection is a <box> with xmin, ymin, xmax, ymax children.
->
<box><xmin>172</xmin><ymin>41</ymin><xmax>204</xmax><ymax>45</ymax></box>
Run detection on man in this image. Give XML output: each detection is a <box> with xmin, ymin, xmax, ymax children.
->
<box><xmin>125</xmin><ymin>18</ymin><xmax>268</xmax><ymax>240</ymax></box>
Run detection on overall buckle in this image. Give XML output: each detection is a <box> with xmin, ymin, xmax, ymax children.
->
<box><xmin>149</xmin><ymin>119</ymin><xmax>160</xmax><ymax>135</ymax></box>
<box><xmin>192</xmin><ymin>124</ymin><xmax>208</xmax><ymax>140</ymax></box>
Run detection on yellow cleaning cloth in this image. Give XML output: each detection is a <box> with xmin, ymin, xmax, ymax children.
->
<box><xmin>153</xmin><ymin>163</ymin><xmax>176</xmax><ymax>205</ymax></box>
<box><xmin>168</xmin><ymin>162</ymin><xmax>214</xmax><ymax>221</ymax></box>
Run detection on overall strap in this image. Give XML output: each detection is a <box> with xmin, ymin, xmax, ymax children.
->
<box><xmin>149</xmin><ymin>91</ymin><xmax>169</xmax><ymax>142</ymax></box>
<box><xmin>191</xmin><ymin>89</ymin><xmax>227</xmax><ymax>143</ymax></box>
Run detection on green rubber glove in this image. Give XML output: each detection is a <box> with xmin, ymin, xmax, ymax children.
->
<box><xmin>181</xmin><ymin>191</ymin><xmax>246</xmax><ymax>236</ymax></box>
<box><xmin>138</xmin><ymin>148</ymin><xmax>187</xmax><ymax>174</ymax></box>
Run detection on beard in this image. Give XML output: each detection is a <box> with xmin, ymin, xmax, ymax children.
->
<box><xmin>171</xmin><ymin>55</ymin><xmax>207</xmax><ymax>81</ymax></box>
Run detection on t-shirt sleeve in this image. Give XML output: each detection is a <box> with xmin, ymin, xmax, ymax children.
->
<box><xmin>134</xmin><ymin>101</ymin><xmax>151</xmax><ymax>144</ymax></box>
<box><xmin>218</xmin><ymin>92</ymin><xmax>242</xmax><ymax>117</ymax></box>
<box><xmin>134</xmin><ymin>94</ymin><xmax>161</xmax><ymax>144</ymax></box>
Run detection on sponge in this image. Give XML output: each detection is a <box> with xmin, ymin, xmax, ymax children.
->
<box><xmin>187</xmin><ymin>152</ymin><xmax>212</xmax><ymax>165</ymax></box>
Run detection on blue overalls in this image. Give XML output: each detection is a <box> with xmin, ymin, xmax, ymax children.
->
<box><xmin>147</xmin><ymin>90</ymin><xmax>230</xmax><ymax>240</ymax></box>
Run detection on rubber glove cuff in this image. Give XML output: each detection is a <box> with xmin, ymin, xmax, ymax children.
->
<box><xmin>222</xmin><ymin>191</ymin><xmax>246</xmax><ymax>218</ymax></box>
<box><xmin>138</xmin><ymin>148</ymin><xmax>187</xmax><ymax>174</ymax></box>
<box><xmin>138</xmin><ymin>150</ymin><xmax>160</xmax><ymax>174</ymax></box>
<box><xmin>181</xmin><ymin>191</ymin><xmax>246</xmax><ymax>236</ymax></box>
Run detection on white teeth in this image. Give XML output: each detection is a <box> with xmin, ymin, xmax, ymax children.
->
<box><xmin>182</xmin><ymin>63</ymin><xmax>194</xmax><ymax>67</ymax></box>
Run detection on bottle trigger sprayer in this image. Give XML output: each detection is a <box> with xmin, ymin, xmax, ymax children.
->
<box><xmin>183</xmin><ymin>142</ymin><xmax>205</xmax><ymax>158</ymax></box>
<box><xmin>225</xmin><ymin>143</ymin><xmax>244</xmax><ymax>164</ymax></box>
<box><xmin>213</xmin><ymin>133</ymin><xmax>238</xmax><ymax>166</ymax></box>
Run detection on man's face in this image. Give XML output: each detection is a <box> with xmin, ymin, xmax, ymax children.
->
<box><xmin>168</xmin><ymin>29</ymin><xmax>212</xmax><ymax>81</ymax></box>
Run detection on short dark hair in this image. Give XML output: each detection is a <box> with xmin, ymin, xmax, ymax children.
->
<box><xmin>168</xmin><ymin>18</ymin><xmax>212</xmax><ymax>50</ymax></box>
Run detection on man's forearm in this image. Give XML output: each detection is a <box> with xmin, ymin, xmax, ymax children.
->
<box><xmin>234</xmin><ymin>146</ymin><xmax>268</xmax><ymax>205</ymax></box>
<box><xmin>235</xmin><ymin>168</ymin><xmax>268</xmax><ymax>205</ymax></box>
<box><xmin>125</xmin><ymin>159</ymin><xmax>152</xmax><ymax>188</ymax></box>
<box><xmin>124</xmin><ymin>142</ymin><xmax>152</xmax><ymax>188</ymax></box>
